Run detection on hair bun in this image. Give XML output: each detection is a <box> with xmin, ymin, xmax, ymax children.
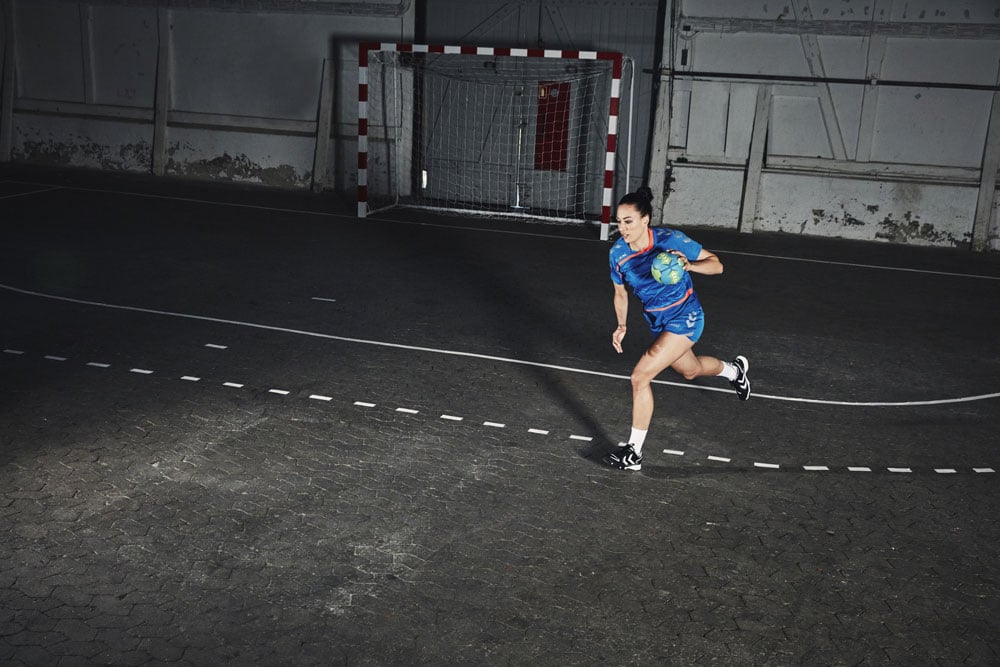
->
<box><xmin>636</xmin><ymin>186</ymin><xmax>654</xmax><ymax>203</ymax></box>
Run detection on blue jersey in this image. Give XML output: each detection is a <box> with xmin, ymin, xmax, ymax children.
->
<box><xmin>610</xmin><ymin>227</ymin><xmax>702</xmax><ymax>311</ymax></box>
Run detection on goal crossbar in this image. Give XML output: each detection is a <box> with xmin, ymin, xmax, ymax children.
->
<box><xmin>357</xmin><ymin>42</ymin><xmax>623</xmax><ymax>240</ymax></box>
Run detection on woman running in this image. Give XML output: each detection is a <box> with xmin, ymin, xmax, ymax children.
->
<box><xmin>603</xmin><ymin>186</ymin><xmax>750</xmax><ymax>471</ymax></box>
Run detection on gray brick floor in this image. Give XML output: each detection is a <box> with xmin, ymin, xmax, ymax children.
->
<box><xmin>1</xmin><ymin>167</ymin><xmax>999</xmax><ymax>664</ymax></box>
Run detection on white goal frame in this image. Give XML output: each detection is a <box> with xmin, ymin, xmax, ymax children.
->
<box><xmin>357</xmin><ymin>42</ymin><xmax>624</xmax><ymax>240</ymax></box>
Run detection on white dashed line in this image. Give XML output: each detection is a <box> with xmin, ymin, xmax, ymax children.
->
<box><xmin>3</xmin><ymin>341</ymin><xmax>996</xmax><ymax>476</ymax></box>
<box><xmin>311</xmin><ymin>297</ymin><xmax>338</xmax><ymax>303</ymax></box>
<box><xmin>205</xmin><ymin>343</ymin><xmax>227</xmax><ymax>349</ymax></box>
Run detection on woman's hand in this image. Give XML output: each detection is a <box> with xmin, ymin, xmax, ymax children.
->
<box><xmin>612</xmin><ymin>324</ymin><xmax>627</xmax><ymax>354</ymax></box>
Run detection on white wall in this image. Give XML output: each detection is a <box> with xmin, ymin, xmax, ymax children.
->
<box><xmin>661</xmin><ymin>0</ymin><xmax>1000</xmax><ymax>250</ymax></box>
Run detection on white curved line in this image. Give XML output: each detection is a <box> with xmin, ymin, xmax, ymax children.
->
<box><xmin>720</xmin><ymin>250</ymin><xmax>1000</xmax><ymax>281</ymax></box>
<box><xmin>2</xmin><ymin>281</ymin><xmax>998</xmax><ymax>407</ymax></box>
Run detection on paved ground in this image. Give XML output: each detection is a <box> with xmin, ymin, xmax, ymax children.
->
<box><xmin>1</xmin><ymin>165</ymin><xmax>999</xmax><ymax>665</ymax></box>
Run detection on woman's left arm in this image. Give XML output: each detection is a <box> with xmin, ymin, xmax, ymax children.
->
<box><xmin>683</xmin><ymin>248</ymin><xmax>723</xmax><ymax>276</ymax></box>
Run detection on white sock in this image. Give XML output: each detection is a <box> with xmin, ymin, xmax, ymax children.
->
<box><xmin>629</xmin><ymin>428</ymin><xmax>648</xmax><ymax>455</ymax></box>
<box><xmin>717</xmin><ymin>361</ymin><xmax>737</xmax><ymax>382</ymax></box>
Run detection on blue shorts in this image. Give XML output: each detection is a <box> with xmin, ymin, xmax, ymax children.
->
<box><xmin>644</xmin><ymin>296</ymin><xmax>705</xmax><ymax>343</ymax></box>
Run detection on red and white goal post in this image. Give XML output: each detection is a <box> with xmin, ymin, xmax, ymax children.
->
<box><xmin>357</xmin><ymin>42</ymin><xmax>625</xmax><ymax>240</ymax></box>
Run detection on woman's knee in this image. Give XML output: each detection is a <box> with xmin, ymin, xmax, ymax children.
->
<box><xmin>630</xmin><ymin>368</ymin><xmax>654</xmax><ymax>390</ymax></box>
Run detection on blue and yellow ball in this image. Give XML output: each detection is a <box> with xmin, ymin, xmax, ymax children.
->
<box><xmin>650</xmin><ymin>252</ymin><xmax>685</xmax><ymax>285</ymax></box>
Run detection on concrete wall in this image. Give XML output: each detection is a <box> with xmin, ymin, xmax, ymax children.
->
<box><xmin>660</xmin><ymin>0</ymin><xmax>1000</xmax><ymax>250</ymax></box>
<box><xmin>0</xmin><ymin>0</ymin><xmax>413</xmax><ymax>190</ymax></box>
<box><xmin>420</xmin><ymin>0</ymin><xmax>662</xmax><ymax>200</ymax></box>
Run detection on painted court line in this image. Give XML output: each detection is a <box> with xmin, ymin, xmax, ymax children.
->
<box><xmin>205</xmin><ymin>343</ymin><xmax>227</xmax><ymax>349</ymax></box>
<box><xmin>9</xmin><ymin>178</ymin><xmax>1000</xmax><ymax>281</ymax></box>
<box><xmin>0</xmin><ymin>186</ymin><xmax>62</xmax><ymax>200</ymax></box>
<box><xmin>3</xmin><ymin>282</ymin><xmax>997</xmax><ymax>408</ymax></box>
<box><xmin>3</xmin><ymin>345</ymin><xmax>996</xmax><ymax>475</ymax></box>
<box><xmin>45</xmin><ymin>355</ymin><xmax>67</xmax><ymax>361</ymax></box>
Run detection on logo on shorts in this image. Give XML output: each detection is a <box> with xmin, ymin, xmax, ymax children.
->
<box><xmin>685</xmin><ymin>312</ymin><xmax>698</xmax><ymax>328</ymax></box>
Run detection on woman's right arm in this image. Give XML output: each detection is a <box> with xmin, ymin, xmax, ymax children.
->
<box><xmin>612</xmin><ymin>283</ymin><xmax>629</xmax><ymax>354</ymax></box>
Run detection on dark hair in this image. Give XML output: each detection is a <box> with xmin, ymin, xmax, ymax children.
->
<box><xmin>616</xmin><ymin>186</ymin><xmax>654</xmax><ymax>218</ymax></box>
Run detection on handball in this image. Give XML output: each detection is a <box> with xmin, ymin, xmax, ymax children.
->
<box><xmin>650</xmin><ymin>252</ymin><xmax>685</xmax><ymax>285</ymax></box>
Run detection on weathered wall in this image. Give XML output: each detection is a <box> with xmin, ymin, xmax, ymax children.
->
<box><xmin>2</xmin><ymin>0</ymin><xmax>413</xmax><ymax>190</ymax></box>
<box><xmin>420</xmin><ymin>0</ymin><xmax>661</xmax><ymax>200</ymax></box>
<box><xmin>661</xmin><ymin>0</ymin><xmax>1000</xmax><ymax>250</ymax></box>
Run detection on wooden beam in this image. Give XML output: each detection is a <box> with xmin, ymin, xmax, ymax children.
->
<box><xmin>152</xmin><ymin>7</ymin><xmax>170</xmax><ymax>176</ymax></box>
<box><xmin>738</xmin><ymin>84</ymin><xmax>771</xmax><ymax>234</ymax></box>
<box><xmin>855</xmin><ymin>34</ymin><xmax>886</xmax><ymax>163</ymax></box>
<box><xmin>647</xmin><ymin>0</ymin><xmax>674</xmax><ymax>222</ymax></box>
<box><xmin>311</xmin><ymin>58</ymin><xmax>334</xmax><ymax>192</ymax></box>
<box><xmin>80</xmin><ymin>3</ymin><xmax>95</xmax><ymax>105</ymax></box>
<box><xmin>972</xmin><ymin>86</ymin><xmax>1000</xmax><ymax>252</ymax></box>
<box><xmin>0</xmin><ymin>0</ymin><xmax>16</xmax><ymax>161</ymax></box>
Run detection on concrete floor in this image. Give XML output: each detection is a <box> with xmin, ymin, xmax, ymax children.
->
<box><xmin>1</xmin><ymin>166</ymin><xmax>999</xmax><ymax>665</ymax></box>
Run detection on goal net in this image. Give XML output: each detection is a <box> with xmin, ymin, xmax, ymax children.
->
<box><xmin>358</xmin><ymin>43</ymin><xmax>623</xmax><ymax>240</ymax></box>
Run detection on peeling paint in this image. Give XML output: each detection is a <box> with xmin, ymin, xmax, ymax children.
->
<box><xmin>875</xmin><ymin>212</ymin><xmax>966</xmax><ymax>247</ymax></box>
<box><xmin>15</xmin><ymin>138</ymin><xmax>152</xmax><ymax>172</ymax></box>
<box><xmin>866</xmin><ymin>204</ymin><xmax>879</xmax><ymax>213</ymax></box>
<box><xmin>166</xmin><ymin>149</ymin><xmax>308</xmax><ymax>188</ymax></box>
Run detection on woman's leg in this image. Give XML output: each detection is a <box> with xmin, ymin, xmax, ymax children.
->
<box><xmin>630</xmin><ymin>331</ymin><xmax>695</xmax><ymax>430</ymax></box>
<box><xmin>669</xmin><ymin>348</ymin><xmax>724</xmax><ymax>381</ymax></box>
